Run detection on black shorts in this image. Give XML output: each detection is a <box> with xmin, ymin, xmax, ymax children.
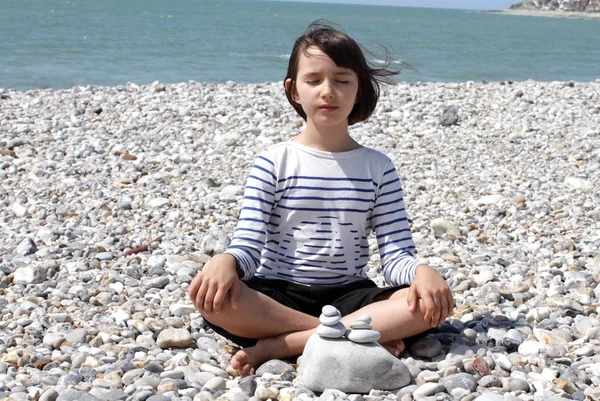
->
<box><xmin>203</xmin><ymin>276</ymin><xmax>408</xmax><ymax>347</ymax></box>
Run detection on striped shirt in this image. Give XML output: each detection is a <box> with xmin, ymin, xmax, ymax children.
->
<box><xmin>224</xmin><ymin>141</ymin><xmax>421</xmax><ymax>287</ymax></box>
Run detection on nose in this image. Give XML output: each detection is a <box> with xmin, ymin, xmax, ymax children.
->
<box><xmin>321</xmin><ymin>80</ymin><xmax>334</xmax><ymax>99</ymax></box>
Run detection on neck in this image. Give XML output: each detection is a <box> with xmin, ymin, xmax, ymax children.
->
<box><xmin>293</xmin><ymin>120</ymin><xmax>360</xmax><ymax>152</ymax></box>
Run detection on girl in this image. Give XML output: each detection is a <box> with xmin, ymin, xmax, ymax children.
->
<box><xmin>188</xmin><ymin>21</ymin><xmax>453</xmax><ymax>377</ymax></box>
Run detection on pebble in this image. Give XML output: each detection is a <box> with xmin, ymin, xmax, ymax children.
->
<box><xmin>412</xmin><ymin>382</ymin><xmax>445</xmax><ymax>398</ymax></box>
<box><xmin>346</xmin><ymin>329</ymin><xmax>381</xmax><ymax>344</ymax></box>
<box><xmin>157</xmin><ymin>328</ymin><xmax>194</xmax><ymax>348</ymax></box>
<box><xmin>319</xmin><ymin>313</ymin><xmax>342</xmax><ymax>326</ymax></box>
<box><xmin>316</xmin><ymin>322</ymin><xmax>347</xmax><ymax>339</ymax></box>
<box><xmin>408</xmin><ymin>338</ymin><xmax>442</xmax><ymax>359</ymax></box>
<box><xmin>0</xmin><ymin>80</ymin><xmax>599</xmax><ymax>400</ymax></box>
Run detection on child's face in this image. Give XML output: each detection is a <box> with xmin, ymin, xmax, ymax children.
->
<box><xmin>288</xmin><ymin>46</ymin><xmax>359</xmax><ymax>130</ymax></box>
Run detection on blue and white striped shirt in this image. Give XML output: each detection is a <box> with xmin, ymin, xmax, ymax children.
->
<box><xmin>224</xmin><ymin>141</ymin><xmax>421</xmax><ymax>287</ymax></box>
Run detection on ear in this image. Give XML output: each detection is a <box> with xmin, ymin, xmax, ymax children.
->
<box><xmin>285</xmin><ymin>78</ymin><xmax>300</xmax><ymax>103</ymax></box>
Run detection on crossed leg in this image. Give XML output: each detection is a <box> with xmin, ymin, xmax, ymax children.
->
<box><xmin>200</xmin><ymin>281</ymin><xmax>433</xmax><ymax>376</ymax></box>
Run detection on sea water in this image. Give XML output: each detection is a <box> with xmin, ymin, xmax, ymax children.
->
<box><xmin>1</xmin><ymin>0</ymin><xmax>599</xmax><ymax>90</ymax></box>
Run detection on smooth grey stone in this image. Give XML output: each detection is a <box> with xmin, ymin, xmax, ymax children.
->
<box><xmin>88</xmin><ymin>388</ymin><xmax>128</xmax><ymax>401</ymax></box>
<box><xmin>196</xmin><ymin>337</ymin><xmax>219</xmax><ymax>352</ymax></box>
<box><xmin>145</xmin><ymin>364</ymin><xmax>164</xmax><ymax>374</ymax></box>
<box><xmin>95</xmin><ymin>252</ymin><xmax>113</xmax><ymax>261</ymax></box>
<box><xmin>430</xmin><ymin>218</ymin><xmax>461</xmax><ymax>238</ymax></box>
<box><xmin>347</xmin><ymin>395</ymin><xmax>364</xmax><ymax>401</ymax></box>
<box><xmin>132</xmin><ymin>390</ymin><xmax>153</xmax><ymax>401</ymax></box>
<box><xmin>349</xmin><ymin>321</ymin><xmax>372</xmax><ymax>330</ymax></box>
<box><xmin>201</xmin><ymin>230</ymin><xmax>230</xmax><ymax>255</ymax></box>
<box><xmin>546</xmin><ymin>344</ymin><xmax>568</xmax><ymax>358</ymax></box>
<box><xmin>473</xmin><ymin>394</ymin><xmax>505</xmax><ymax>401</ymax></box>
<box><xmin>355</xmin><ymin>315</ymin><xmax>372</xmax><ymax>324</ymax></box>
<box><xmin>506</xmin><ymin>378</ymin><xmax>530</xmax><ymax>392</ymax></box>
<box><xmin>440</xmin><ymin>105</ymin><xmax>459</xmax><ymax>126</ymax></box>
<box><xmin>200</xmin><ymin>363</ymin><xmax>228</xmax><ymax>378</ymax></box>
<box><xmin>479</xmin><ymin>375</ymin><xmax>502</xmax><ymax>388</ymax></box>
<box><xmin>224</xmin><ymin>390</ymin><xmax>250</xmax><ymax>401</ymax></box>
<box><xmin>347</xmin><ymin>329</ymin><xmax>380</xmax><ymax>343</ymax></box>
<box><xmin>316</xmin><ymin>322</ymin><xmax>346</xmax><ymax>338</ymax></box>
<box><xmin>322</xmin><ymin>305</ymin><xmax>339</xmax><ymax>317</ymax></box>
<box><xmin>192</xmin><ymin>349</ymin><xmax>212</xmax><ymax>364</ymax></box>
<box><xmin>157</xmin><ymin>328</ymin><xmax>194</xmax><ymax>348</ymax></box>
<box><xmin>321</xmin><ymin>389</ymin><xmax>347</xmax><ymax>401</ymax></box>
<box><xmin>144</xmin><ymin>276</ymin><xmax>170</xmax><ymax>289</ymax></box>
<box><xmin>319</xmin><ymin>313</ymin><xmax>341</xmax><ymax>325</ymax></box>
<box><xmin>58</xmin><ymin>374</ymin><xmax>82</xmax><ymax>387</ymax></box>
<box><xmin>16</xmin><ymin>238</ymin><xmax>38</xmax><ymax>255</ymax></box>
<box><xmin>39</xmin><ymin>388</ymin><xmax>59</xmax><ymax>401</ymax></box>
<box><xmin>397</xmin><ymin>384</ymin><xmax>419</xmax><ymax>397</ymax></box>
<box><xmin>13</xmin><ymin>266</ymin><xmax>43</xmax><ymax>285</ymax></box>
<box><xmin>255</xmin><ymin>359</ymin><xmax>295</xmax><ymax>376</ymax></box>
<box><xmin>133</xmin><ymin>376</ymin><xmax>161</xmax><ymax>390</ymax></box>
<box><xmin>201</xmin><ymin>377</ymin><xmax>226</xmax><ymax>392</ymax></box>
<box><xmin>56</xmin><ymin>391</ymin><xmax>101</xmax><ymax>401</ymax></box>
<box><xmin>439</xmin><ymin>373</ymin><xmax>478</xmax><ymax>393</ymax></box>
<box><xmin>147</xmin><ymin>396</ymin><xmax>171</xmax><ymax>401</ymax></box>
<box><xmin>187</xmin><ymin>372</ymin><xmax>216</xmax><ymax>388</ymax></box>
<box><xmin>409</xmin><ymin>338</ymin><xmax>442</xmax><ymax>359</ymax></box>
<box><xmin>412</xmin><ymin>382</ymin><xmax>445</xmax><ymax>398</ymax></box>
<box><xmin>65</xmin><ymin>328</ymin><xmax>88</xmax><ymax>344</ymax></box>
<box><xmin>300</xmin><ymin>335</ymin><xmax>410</xmax><ymax>393</ymax></box>
<box><xmin>160</xmin><ymin>370</ymin><xmax>184</xmax><ymax>379</ymax></box>
<box><xmin>43</xmin><ymin>333</ymin><xmax>66</xmax><ymax>348</ymax></box>
<box><xmin>238</xmin><ymin>376</ymin><xmax>257</xmax><ymax>396</ymax></box>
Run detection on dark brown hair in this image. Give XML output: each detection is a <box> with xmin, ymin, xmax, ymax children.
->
<box><xmin>284</xmin><ymin>20</ymin><xmax>399</xmax><ymax>126</ymax></box>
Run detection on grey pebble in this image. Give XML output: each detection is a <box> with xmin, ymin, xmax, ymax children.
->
<box><xmin>255</xmin><ymin>359</ymin><xmax>295</xmax><ymax>375</ymax></box>
<box><xmin>479</xmin><ymin>375</ymin><xmax>503</xmax><ymax>388</ymax></box>
<box><xmin>409</xmin><ymin>338</ymin><xmax>442</xmax><ymax>359</ymax></box>
<box><xmin>439</xmin><ymin>373</ymin><xmax>478</xmax><ymax>393</ymax></box>
<box><xmin>56</xmin><ymin>391</ymin><xmax>101</xmax><ymax>401</ymax></box>
<box><xmin>321</xmin><ymin>305</ymin><xmax>339</xmax><ymax>317</ymax></box>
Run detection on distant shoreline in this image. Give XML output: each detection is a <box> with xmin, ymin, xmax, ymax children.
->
<box><xmin>489</xmin><ymin>9</ymin><xmax>600</xmax><ymax>20</ymax></box>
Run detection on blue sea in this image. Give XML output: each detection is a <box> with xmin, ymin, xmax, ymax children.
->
<box><xmin>2</xmin><ymin>0</ymin><xmax>599</xmax><ymax>90</ymax></box>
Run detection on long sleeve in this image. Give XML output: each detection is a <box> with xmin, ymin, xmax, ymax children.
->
<box><xmin>224</xmin><ymin>152</ymin><xmax>277</xmax><ymax>280</ymax></box>
<box><xmin>372</xmin><ymin>162</ymin><xmax>421</xmax><ymax>286</ymax></box>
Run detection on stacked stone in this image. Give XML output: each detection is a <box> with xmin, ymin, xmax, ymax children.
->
<box><xmin>315</xmin><ymin>305</ymin><xmax>346</xmax><ymax>339</ymax></box>
<box><xmin>347</xmin><ymin>315</ymin><xmax>381</xmax><ymax>343</ymax></box>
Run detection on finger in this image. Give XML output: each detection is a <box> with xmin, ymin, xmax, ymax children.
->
<box><xmin>422</xmin><ymin>293</ymin><xmax>435</xmax><ymax>322</ymax></box>
<box><xmin>438</xmin><ymin>293</ymin><xmax>449</xmax><ymax>325</ymax></box>
<box><xmin>196</xmin><ymin>279</ymin><xmax>209</xmax><ymax>312</ymax></box>
<box><xmin>213</xmin><ymin>285</ymin><xmax>228</xmax><ymax>313</ymax></box>
<box><xmin>447</xmin><ymin>292</ymin><xmax>455</xmax><ymax>317</ymax></box>
<box><xmin>429</xmin><ymin>294</ymin><xmax>441</xmax><ymax>327</ymax></box>
<box><xmin>188</xmin><ymin>272</ymin><xmax>202</xmax><ymax>302</ymax></box>
<box><xmin>406</xmin><ymin>285</ymin><xmax>418</xmax><ymax>312</ymax></box>
<box><xmin>229</xmin><ymin>280</ymin><xmax>241</xmax><ymax>310</ymax></box>
<box><xmin>203</xmin><ymin>282</ymin><xmax>217</xmax><ymax>314</ymax></box>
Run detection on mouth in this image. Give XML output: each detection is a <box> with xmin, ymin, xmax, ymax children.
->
<box><xmin>319</xmin><ymin>105</ymin><xmax>338</xmax><ymax>111</ymax></box>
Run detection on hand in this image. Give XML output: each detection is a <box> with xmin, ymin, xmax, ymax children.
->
<box><xmin>188</xmin><ymin>253</ymin><xmax>242</xmax><ymax>314</ymax></box>
<box><xmin>406</xmin><ymin>264</ymin><xmax>454</xmax><ymax>327</ymax></box>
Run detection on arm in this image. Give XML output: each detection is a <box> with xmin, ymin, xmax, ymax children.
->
<box><xmin>372</xmin><ymin>162</ymin><xmax>453</xmax><ymax>326</ymax></box>
<box><xmin>224</xmin><ymin>153</ymin><xmax>277</xmax><ymax>279</ymax></box>
<box><xmin>372</xmin><ymin>162</ymin><xmax>420</xmax><ymax>286</ymax></box>
<box><xmin>189</xmin><ymin>152</ymin><xmax>277</xmax><ymax>313</ymax></box>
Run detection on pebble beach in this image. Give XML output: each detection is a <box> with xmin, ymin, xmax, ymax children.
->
<box><xmin>1</xmin><ymin>79</ymin><xmax>599</xmax><ymax>401</ymax></box>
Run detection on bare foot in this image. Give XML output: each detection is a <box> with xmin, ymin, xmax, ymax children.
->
<box><xmin>382</xmin><ymin>339</ymin><xmax>405</xmax><ymax>357</ymax></box>
<box><xmin>230</xmin><ymin>338</ymin><xmax>272</xmax><ymax>377</ymax></box>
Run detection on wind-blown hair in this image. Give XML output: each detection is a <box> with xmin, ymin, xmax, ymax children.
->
<box><xmin>284</xmin><ymin>20</ymin><xmax>399</xmax><ymax>125</ymax></box>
